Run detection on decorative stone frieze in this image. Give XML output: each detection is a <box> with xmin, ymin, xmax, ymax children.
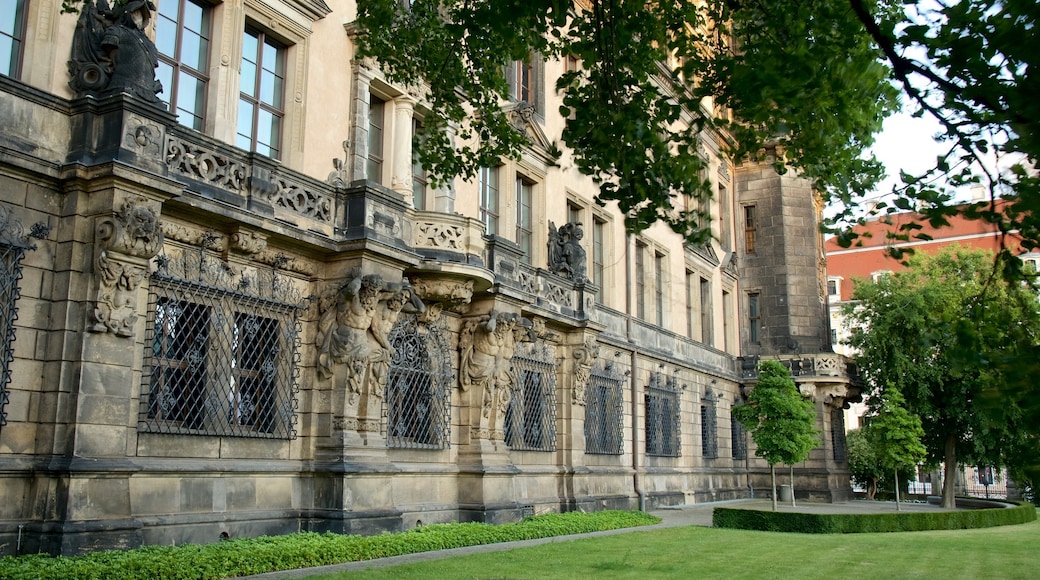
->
<box><xmin>90</xmin><ymin>197</ymin><xmax>163</xmax><ymax>337</ymax></box>
<box><xmin>409</xmin><ymin>276</ymin><xmax>474</xmax><ymax>313</ymax></box>
<box><xmin>166</xmin><ymin>135</ymin><xmax>248</xmax><ymax>192</ymax></box>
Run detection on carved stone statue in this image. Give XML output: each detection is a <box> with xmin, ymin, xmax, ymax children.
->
<box><xmin>548</xmin><ymin>221</ymin><xmax>587</xmax><ymax>283</ymax></box>
<box><xmin>316</xmin><ymin>274</ymin><xmax>424</xmax><ymax>406</ymax></box>
<box><xmin>460</xmin><ymin>311</ymin><xmax>530</xmax><ymax>439</ymax></box>
<box><xmin>68</xmin><ymin>0</ymin><xmax>163</xmax><ymax>103</ymax></box>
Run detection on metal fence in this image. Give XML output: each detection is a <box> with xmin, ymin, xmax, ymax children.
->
<box><xmin>384</xmin><ymin>315</ymin><xmax>452</xmax><ymax>449</ymax></box>
<box><xmin>701</xmin><ymin>390</ymin><xmax>718</xmax><ymax>458</ymax></box>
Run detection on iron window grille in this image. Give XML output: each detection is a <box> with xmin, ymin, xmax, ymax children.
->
<box><xmin>731</xmin><ymin>405</ymin><xmax>748</xmax><ymax>460</ymax></box>
<box><xmin>384</xmin><ymin>314</ymin><xmax>453</xmax><ymax>449</ymax></box>
<box><xmin>584</xmin><ymin>356</ymin><xmax>626</xmax><ymax>455</ymax></box>
<box><xmin>645</xmin><ymin>369</ymin><xmax>681</xmax><ymax>457</ymax></box>
<box><xmin>831</xmin><ymin>407</ymin><xmax>847</xmax><ymax>462</ymax></box>
<box><xmin>140</xmin><ymin>253</ymin><xmax>303</xmax><ymax>439</ymax></box>
<box><xmin>506</xmin><ymin>342</ymin><xmax>558</xmax><ymax>452</ymax></box>
<box><xmin>701</xmin><ymin>390</ymin><xmax>718</xmax><ymax>459</ymax></box>
<box><xmin>0</xmin><ymin>206</ymin><xmax>48</xmax><ymax>433</ymax></box>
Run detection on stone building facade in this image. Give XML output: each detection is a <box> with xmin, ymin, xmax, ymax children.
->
<box><xmin>0</xmin><ymin>0</ymin><xmax>859</xmax><ymax>555</ymax></box>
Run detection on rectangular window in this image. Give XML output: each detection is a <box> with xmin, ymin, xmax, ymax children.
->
<box><xmin>731</xmin><ymin>410</ymin><xmax>747</xmax><ymax>460</ymax></box>
<box><xmin>237</xmin><ymin>27</ymin><xmax>286</xmax><ymax>158</ymax></box>
<box><xmin>510</xmin><ymin>58</ymin><xmax>534</xmax><ymax>104</ymax></box>
<box><xmin>645</xmin><ymin>374</ymin><xmax>681</xmax><ymax>457</ymax></box>
<box><xmin>719</xmin><ymin>184</ymin><xmax>731</xmax><ymax>250</ymax></box>
<box><xmin>515</xmin><ymin>175</ymin><xmax>533</xmax><ymax>263</ymax></box>
<box><xmin>744</xmin><ymin>205</ymin><xmax>757</xmax><ymax>254</ymax></box>
<box><xmin>592</xmin><ymin>218</ymin><xmax>606</xmax><ymax>303</ymax></box>
<box><xmin>584</xmin><ymin>365</ymin><xmax>624</xmax><ymax>455</ymax></box>
<box><xmin>748</xmin><ymin>292</ymin><xmax>761</xmax><ymax>344</ymax></box>
<box><xmin>831</xmin><ymin>408</ymin><xmax>847</xmax><ymax>462</ymax></box>
<box><xmin>1</xmin><ymin>0</ymin><xmax>27</xmax><ymax>78</ymax></box>
<box><xmin>635</xmin><ymin>242</ymin><xmax>647</xmax><ymax>320</ymax></box>
<box><xmin>505</xmin><ymin>350</ymin><xmax>557</xmax><ymax>451</ymax></box>
<box><xmin>827</xmin><ymin>279</ymin><xmax>839</xmax><ymax>297</ymax></box>
<box><xmin>412</xmin><ymin>118</ymin><xmax>427</xmax><ymax>209</ymax></box>
<box><xmin>700</xmin><ymin>277</ymin><xmax>713</xmax><ymax>346</ymax></box>
<box><xmin>367</xmin><ymin>94</ymin><xmax>386</xmax><ymax>183</ymax></box>
<box><xmin>654</xmin><ymin>251</ymin><xmax>665</xmax><ymax>326</ymax></box>
<box><xmin>156</xmin><ymin>0</ymin><xmax>211</xmax><ymax>130</ymax></box>
<box><xmin>567</xmin><ymin>201</ymin><xmax>582</xmax><ymax>226</ymax></box>
<box><xmin>479</xmin><ymin>166</ymin><xmax>500</xmax><ymax>235</ymax></box>
<box><xmin>686</xmin><ymin>270</ymin><xmax>696</xmax><ymax>338</ymax></box>
<box><xmin>141</xmin><ymin>274</ymin><xmax>301</xmax><ymax>439</ymax></box>
<box><xmin>385</xmin><ymin>316</ymin><xmax>451</xmax><ymax>449</ymax></box>
<box><xmin>722</xmin><ymin>290</ymin><xmax>732</xmax><ymax>352</ymax></box>
<box><xmin>701</xmin><ymin>393</ymin><xmax>718</xmax><ymax>459</ymax></box>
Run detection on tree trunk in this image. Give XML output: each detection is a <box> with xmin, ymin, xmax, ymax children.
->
<box><xmin>942</xmin><ymin>432</ymin><xmax>957</xmax><ymax>509</ymax></box>
<box><xmin>894</xmin><ymin>468</ymin><xmax>901</xmax><ymax>511</ymax></box>
<box><xmin>789</xmin><ymin>464</ymin><xmax>796</xmax><ymax>507</ymax></box>
<box><xmin>866</xmin><ymin>478</ymin><xmax>877</xmax><ymax>501</ymax></box>
<box><xmin>770</xmin><ymin>464</ymin><xmax>777</xmax><ymax>511</ymax></box>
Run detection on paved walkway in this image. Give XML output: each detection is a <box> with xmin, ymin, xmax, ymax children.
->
<box><xmin>239</xmin><ymin>499</ymin><xmax>958</xmax><ymax>579</ymax></box>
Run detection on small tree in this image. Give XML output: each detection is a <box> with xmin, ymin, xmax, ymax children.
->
<box><xmin>847</xmin><ymin>428</ymin><xmax>883</xmax><ymax>500</ymax></box>
<box><xmin>864</xmin><ymin>386</ymin><xmax>927</xmax><ymax>511</ymax></box>
<box><xmin>733</xmin><ymin>361</ymin><xmax>820</xmax><ymax>511</ymax></box>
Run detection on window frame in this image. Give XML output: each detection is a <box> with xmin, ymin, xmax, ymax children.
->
<box><xmin>367</xmin><ymin>93</ymin><xmax>387</xmax><ymax>184</ymax></box>
<box><xmin>743</xmin><ymin>204</ymin><xmax>757</xmax><ymax>254</ymax></box>
<box><xmin>1</xmin><ymin>0</ymin><xmax>27</xmax><ymax>79</ymax></box>
<box><xmin>479</xmin><ymin>165</ymin><xmax>500</xmax><ymax>236</ymax></box>
<box><xmin>156</xmin><ymin>0</ymin><xmax>212</xmax><ymax>131</ymax></box>
<box><xmin>237</xmin><ymin>25</ymin><xmax>288</xmax><ymax>159</ymax></box>
<box><xmin>515</xmin><ymin>174</ymin><xmax>534</xmax><ymax>263</ymax></box>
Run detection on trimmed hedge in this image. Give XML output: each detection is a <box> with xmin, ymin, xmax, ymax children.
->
<box><xmin>0</xmin><ymin>510</ymin><xmax>659</xmax><ymax>580</ymax></box>
<box><xmin>712</xmin><ymin>501</ymin><xmax>1037</xmax><ymax>534</ymax></box>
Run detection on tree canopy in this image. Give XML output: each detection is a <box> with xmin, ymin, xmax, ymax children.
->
<box><xmin>356</xmin><ymin>0</ymin><xmax>1037</xmax><ymax>248</ymax></box>
<box><xmin>732</xmin><ymin>360</ymin><xmax>819</xmax><ymax>510</ymax></box>
<box><xmin>844</xmin><ymin>246</ymin><xmax>1040</xmax><ymax>507</ymax></box>
<box><xmin>356</xmin><ymin>0</ymin><xmax>896</xmax><ymax>243</ymax></box>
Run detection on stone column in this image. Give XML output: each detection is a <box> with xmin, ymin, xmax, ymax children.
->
<box><xmin>434</xmin><ymin>122</ymin><xmax>458</xmax><ymax>213</ymax></box>
<box><xmin>349</xmin><ymin>65</ymin><xmax>377</xmax><ymax>183</ymax></box>
<box><xmin>391</xmin><ymin>96</ymin><xmax>416</xmax><ymax>202</ymax></box>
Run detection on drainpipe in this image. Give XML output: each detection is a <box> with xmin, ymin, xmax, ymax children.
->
<box><xmin>626</xmin><ymin>234</ymin><xmax>645</xmax><ymax>511</ymax></box>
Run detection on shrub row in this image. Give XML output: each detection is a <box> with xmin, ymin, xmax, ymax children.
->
<box><xmin>0</xmin><ymin>510</ymin><xmax>660</xmax><ymax>580</ymax></box>
<box><xmin>712</xmin><ymin>501</ymin><xmax>1037</xmax><ymax>534</ymax></box>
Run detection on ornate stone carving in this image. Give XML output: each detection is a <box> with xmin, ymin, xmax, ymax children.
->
<box><xmin>409</xmin><ymin>276</ymin><xmax>473</xmax><ymax>313</ymax></box>
<box><xmin>250</xmin><ymin>167</ymin><xmax>332</xmax><ymax>223</ymax></box>
<box><xmin>415</xmin><ymin>222</ymin><xmax>464</xmax><ymax>250</ymax></box>
<box><xmin>166</xmin><ymin>135</ymin><xmax>248</xmax><ymax>192</ymax></box>
<box><xmin>91</xmin><ymin>197</ymin><xmax>163</xmax><ymax>337</ymax></box>
<box><xmin>68</xmin><ymin>0</ymin><xmax>163</xmax><ymax>103</ymax></box>
<box><xmin>459</xmin><ymin>312</ymin><xmax>534</xmax><ymax>439</ymax></box>
<box><xmin>315</xmin><ymin>273</ymin><xmax>424</xmax><ymax>413</ymax></box>
<box><xmin>229</xmin><ymin>228</ymin><xmax>268</xmax><ymax>255</ymax></box>
<box><xmin>572</xmin><ymin>336</ymin><xmax>600</xmax><ymax>406</ymax></box>
<box><xmin>367</xmin><ymin>207</ymin><xmax>401</xmax><ymax>237</ymax></box>
<box><xmin>123</xmin><ymin>118</ymin><xmax>164</xmax><ymax>158</ymax></box>
<box><xmin>548</xmin><ymin>221</ymin><xmax>587</xmax><ymax>283</ymax></box>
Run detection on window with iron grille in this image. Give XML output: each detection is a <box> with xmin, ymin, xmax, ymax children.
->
<box><xmin>584</xmin><ymin>362</ymin><xmax>625</xmax><ymax>455</ymax></box>
<box><xmin>384</xmin><ymin>315</ymin><xmax>452</xmax><ymax>449</ymax></box>
<box><xmin>505</xmin><ymin>344</ymin><xmax>557</xmax><ymax>451</ymax></box>
<box><xmin>831</xmin><ymin>407</ymin><xmax>847</xmax><ymax>462</ymax></box>
<box><xmin>731</xmin><ymin>406</ymin><xmax>747</xmax><ymax>460</ymax></box>
<box><xmin>701</xmin><ymin>391</ymin><xmax>718</xmax><ymax>458</ymax></box>
<box><xmin>645</xmin><ymin>372</ymin><xmax>680</xmax><ymax>457</ymax></box>
<box><xmin>0</xmin><ymin>207</ymin><xmax>45</xmax><ymax>434</ymax></box>
<box><xmin>140</xmin><ymin>272</ymin><xmax>302</xmax><ymax>439</ymax></box>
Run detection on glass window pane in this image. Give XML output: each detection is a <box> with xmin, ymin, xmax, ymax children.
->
<box><xmin>183</xmin><ymin>0</ymin><xmax>205</xmax><ymax>32</ymax></box>
<box><xmin>242</xmin><ymin>30</ymin><xmax>259</xmax><ymax>61</ymax></box>
<box><xmin>156</xmin><ymin>16</ymin><xmax>178</xmax><ymax>58</ymax></box>
<box><xmin>181</xmin><ymin>31</ymin><xmax>205</xmax><ymax>71</ymax></box>
<box><xmin>156</xmin><ymin>61</ymin><xmax>174</xmax><ymax>105</ymax></box>
<box><xmin>260</xmin><ymin>69</ymin><xmax>277</xmax><ymax>105</ymax></box>
<box><xmin>1</xmin><ymin>0</ymin><xmax>24</xmax><ymax>36</ymax></box>
<box><xmin>240</xmin><ymin>60</ymin><xmax>256</xmax><ymax>97</ymax></box>
<box><xmin>236</xmin><ymin>101</ymin><xmax>255</xmax><ymax>148</ymax></box>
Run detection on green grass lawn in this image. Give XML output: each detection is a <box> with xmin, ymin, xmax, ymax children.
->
<box><xmin>318</xmin><ymin>519</ymin><xmax>1040</xmax><ymax>580</ymax></box>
